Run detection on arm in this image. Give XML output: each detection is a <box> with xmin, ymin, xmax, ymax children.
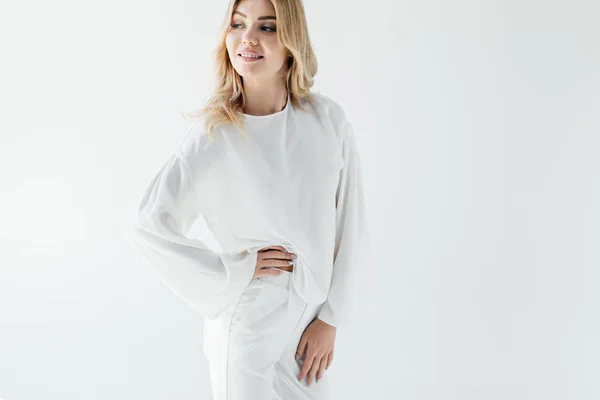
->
<box><xmin>317</xmin><ymin>117</ymin><xmax>373</xmax><ymax>328</ymax></box>
<box><xmin>125</xmin><ymin>149</ymin><xmax>256</xmax><ymax>319</ymax></box>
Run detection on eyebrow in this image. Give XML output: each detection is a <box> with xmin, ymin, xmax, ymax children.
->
<box><xmin>233</xmin><ymin>11</ymin><xmax>276</xmax><ymax>21</ymax></box>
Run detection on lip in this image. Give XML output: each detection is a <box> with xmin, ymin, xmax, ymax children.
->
<box><xmin>238</xmin><ymin>54</ymin><xmax>264</xmax><ymax>62</ymax></box>
<box><xmin>238</xmin><ymin>49</ymin><xmax>262</xmax><ymax>56</ymax></box>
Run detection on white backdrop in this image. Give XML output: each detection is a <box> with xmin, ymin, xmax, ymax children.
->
<box><xmin>1</xmin><ymin>0</ymin><xmax>598</xmax><ymax>399</ymax></box>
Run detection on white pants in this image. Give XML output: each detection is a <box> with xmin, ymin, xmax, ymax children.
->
<box><xmin>203</xmin><ymin>270</ymin><xmax>330</xmax><ymax>400</ymax></box>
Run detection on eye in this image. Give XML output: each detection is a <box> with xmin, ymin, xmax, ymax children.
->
<box><xmin>230</xmin><ymin>23</ymin><xmax>276</xmax><ymax>32</ymax></box>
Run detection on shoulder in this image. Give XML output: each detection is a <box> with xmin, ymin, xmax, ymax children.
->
<box><xmin>307</xmin><ymin>91</ymin><xmax>348</xmax><ymax>121</ymax></box>
<box><xmin>305</xmin><ymin>92</ymin><xmax>353</xmax><ymax>143</ymax></box>
<box><xmin>173</xmin><ymin>115</ymin><xmax>218</xmax><ymax>170</ymax></box>
<box><xmin>304</xmin><ymin>91</ymin><xmax>350</xmax><ymax>133</ymax></box>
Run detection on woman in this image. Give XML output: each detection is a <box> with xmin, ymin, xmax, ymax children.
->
<box><xmin>127</xmin><ymin>0</ymin><xmax>371</xmax><ymax>398</ymax></box>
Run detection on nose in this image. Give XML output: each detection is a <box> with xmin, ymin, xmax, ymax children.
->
<box><xmin>241</xmin><ymin>28</ymin><xmax>258</xmax><ymax>46</ymax></box>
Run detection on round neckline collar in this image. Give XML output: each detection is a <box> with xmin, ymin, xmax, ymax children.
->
<box><xmin>242</xmin><ymin>92</ymin><xmax>290</xmax><ymax>120</ymax></box>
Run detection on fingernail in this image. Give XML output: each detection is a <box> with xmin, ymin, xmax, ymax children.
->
<box><xmin>291</xmin><ymin>254</ymin><xmax>297</xmax><ymax>258</ymax></box>
<box><xmin>295</xmin><ymin>353</ymin><xmax>299</xmax><ymax>360</ymax></box>
<box><xmin>288</xmin><ymin>260</ymin><xmax>294</xmax><ymax>265</ymax></box>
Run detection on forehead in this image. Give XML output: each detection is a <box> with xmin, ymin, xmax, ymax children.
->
<box><xmin>233</xmin><ymin>0</ymin><xmax>276</xmax><ymax>17</ymax></box>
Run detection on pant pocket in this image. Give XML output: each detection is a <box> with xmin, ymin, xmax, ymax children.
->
<box><xmin>230</xmin><ymin>279</ymin><xmax>266</xmax><ymax>329</ymax></box>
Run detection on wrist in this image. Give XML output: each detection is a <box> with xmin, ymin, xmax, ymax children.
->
<box><xmin>317</xmin><ymin>317</ymin><xmax>337</xmax><ymax>329</ymax></box>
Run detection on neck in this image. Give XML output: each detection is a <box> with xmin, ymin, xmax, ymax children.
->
<box><xmin>241</xmin><ymin>78</ymin><xmax>288</xmax><ymax>116</ymax></box>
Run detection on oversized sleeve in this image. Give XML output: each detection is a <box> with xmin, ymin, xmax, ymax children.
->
<box><xmin>317</xmin><ymin>118</ymin><xmax>375</xmax><ymax>329</ymax></box>
<box><xmin>125</xmin><ymin>148</ymin><xmax>257</xmax><ymax>320</ymax></box>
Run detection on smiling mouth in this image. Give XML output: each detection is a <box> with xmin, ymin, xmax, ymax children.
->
<box><xmin>238</xmin><ymin>54</ymin><xmax>264</xmax><ymax>60</ymax></box>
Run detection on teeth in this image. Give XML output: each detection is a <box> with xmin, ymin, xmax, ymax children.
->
<box><xmin>240</xmin><ymin>53</ymin><xmax>262</xmax><ymax>58</ymax></box>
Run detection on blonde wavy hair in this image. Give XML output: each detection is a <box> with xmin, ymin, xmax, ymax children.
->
<box><xmin>183</xmin><ymin>0</ymin><xmax>318</xmax><ymax>142</ymax></box>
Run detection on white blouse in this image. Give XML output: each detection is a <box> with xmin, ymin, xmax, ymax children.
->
<box><xmin>126</xmin><ymin>92</ymin><xmax>372</xmax><ymax>328</ymax></box>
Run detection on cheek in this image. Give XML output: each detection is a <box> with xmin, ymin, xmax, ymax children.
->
<box><xmin>265</xmin><ymin>41</ymin><xmax>286</xmax><ymax>59</ymax></box>
<box><xmin>225</xmin><ymin>35</ymin><xmax>237</xmax><ymax>54</ymax></box>
<box><xmin>269</xmin><ymin>50</ymin><xmax>287</xmax><ymax>67</ymax></box>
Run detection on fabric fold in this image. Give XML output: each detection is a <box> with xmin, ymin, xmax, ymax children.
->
<box><xmin>316</xmin><ymin>118</ymin><xmax>373</xmax><ymax>328</ymax></box>
<box><xmin>126</xmin><ymin>151</ymin><xmax>258</xmax><ymax>319</ymax></box>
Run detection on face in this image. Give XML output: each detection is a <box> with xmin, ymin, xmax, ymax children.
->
<box><xmin>225</xmin><ymin>0</ymin><xmax>288</xmax><ymax>81</ymax></box>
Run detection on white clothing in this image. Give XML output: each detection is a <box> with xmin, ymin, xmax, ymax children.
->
<box><xmin>126</xmin><ymin>92</ymin><xmax>372</xmax><ymax>328</ymax></box>
<box><xmin>203</xmin><ymin>270</ymin><xmax>330</xmax><ymax>400</ymax></box>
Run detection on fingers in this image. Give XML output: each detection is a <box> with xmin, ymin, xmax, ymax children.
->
<box><xmin>271</xmin><ymin>250</ymin><xmax>296</xmax><ymax>260</ymax></box>
<box><xmin>259</xmin><ymin>245</ymin><xmax>287</xmax><ymax>252</ymax></box>
<box><xmin>299</xmin><ymin>351</ymin><xmax>326</xmax><ymax>386</ymax></box>
<box><xmin>306</xmin><ymin>357</ymin><xmax>322</xmax><ymax>386</ymax></box>
<box><xmin>295</xmin><ymin>338</ymin><xmax>307</xmax><ymax>363</ymax></box>
<box><xmin>259</xmin><ymin>258</ymin><xmax>295</xmax><ymax>268</ymax></box>
<box><xmin>258</xmin><ymin>247</ymin><xmax>296</xmax><ymax>261</ymax></box>
<box><xmin>326</xmin><ymin>349</ymin><xmax>333</xmax><ymax>369</ymax></box>
<box><xmin>258</xmin><ymin>253</ymin><xmax>296</xmax><ymax>265</ymax></box>
<box><xmin>254</xmin><ymin>247</ymin><xmax>297</xmax><ymax>279</ymax></box>
<box><xmin>298</xmin><ymin>349</ymin><xmax>315</xmax><ymax>383</ymax></box>
<box><xmin>256</xmin><ymin>253</ymin><xmax>295</xmax><ymax>279</ymax></box>
<box><xmin>316</xmin><ymin>354</ymin><xmax>328</xmax><ymax>381</ymax></box>
<box><xmin>296</xmin><ymin>339</ymin><xmax>332</xmax><ymax>385</ymax></box>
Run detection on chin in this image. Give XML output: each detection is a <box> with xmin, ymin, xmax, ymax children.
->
<box><xmin>237</xmin><ymin>69</ymin><xmax>267</xmax><ymax>79</ymax></box>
